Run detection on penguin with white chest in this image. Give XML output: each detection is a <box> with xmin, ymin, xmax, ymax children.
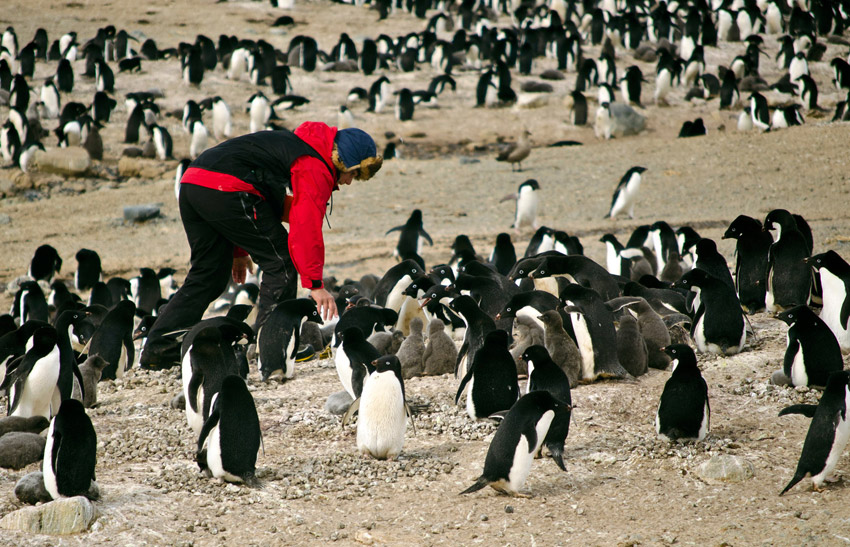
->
<box><xmin>522</xmin><ymin>345</ymin><xmax>572</xmax><ymax>471</ymax></box>
<box><xmin>764</xmin><ymin>209</ymin><xmax>812</xmax><ymax>312</ymax></box>
<box><xmin>182</xmin><ymin>326</ymin><xmax>231</xmax><ymax>435</ymax></box>
<box><xmin>43</xmin><ymin>399</ymin><xmax>97</xmax><ymax>499</ymax></box>
<box><xmin>655</xmin><ymin>345</ymin><xmax>710</xmax><ymax>442</ymax></box>
<box><xmin>197</xmin><ymin>375</ymin><xmax>261</xmax><ymax>485</ymax></box>
<box><xmin>806</xmin><ymin>250</ymin><xmax>850</xmax><ymax>352</ymax></box>
<box><xmin>349</xmin><ymin>355</ymin><xmax>411</xmax><ymax>460</ymax></box>
<box><xmin>257</xmin><ymin>298</ymin><xmax>322</xmax><ymax>382</ymax></box>
<box><xmin>385</xmin><ymin>211</ymin><xmax>432</xmax><ymax>266</ymax></box>
<box><xmin>3</xmin><ymin>326</ymin><xmax>60</xmax><ymax>419</ymax></box>
<box><xmin>460</xmin><ymin>391</ymin><xmax>571</xmax><ymax>497</ymax></box>
<box><xmin>502</xmin><ymin>179</ymin><xmax>540</xmax><ymax>233</ymax></box>
<box><xmin>335</xmin><ymin>327</ymin><xmax>380</xmax><ymax>399</ymax></box>
<box><xmin>776</xmin><ymin>306</ymin><xmax>843</xmax><ymax>388</ymax></box>
<box><xmin>604</xmin><ymin>166</ymin><xmax>646</xmax><ymax>219</ymax></box>
<box><xmin>779</xmin><ymin>371</ymin><xmax>850</xmax><ymax>495</ymax></box>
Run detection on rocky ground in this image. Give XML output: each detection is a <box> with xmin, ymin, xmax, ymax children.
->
<box><xmin>2</xmin><ymin>0</ymin><xmax>850</xmax><ymax>544</ymax></box>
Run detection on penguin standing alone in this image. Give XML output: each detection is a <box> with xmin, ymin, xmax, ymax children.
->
<box><xmin>43</xmin><ymin>399</ymin><xmax>97</xmax><ymax>499</ymax></box>
<box><xmin>806</xmin><ymin>251</ymin><xmax>850</xmax><ymax>352</ymax></box>
<box><xmin>351</xmin><ymin>355</ymin><xmax>411</xmax><ymax>460</ymax></box>
<box><xmin>604</xmin><ymin>166</ymin><xmax>647</xmax><ymax>219</ymax></box>
<box><xmin>656</xmin><ymin>345</ymin><xmax>710</xmax><ymax>442</ymax></box>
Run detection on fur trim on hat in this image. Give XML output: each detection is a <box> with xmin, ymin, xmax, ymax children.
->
<box><xmin>331</xmin><ymin>143</ymin><xmax>383</xmax><ymax>180</ymax></box>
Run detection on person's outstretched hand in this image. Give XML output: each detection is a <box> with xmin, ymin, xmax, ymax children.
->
<box><xmin>310</xmin><ymin>288</ymin><xmax>338</xmax><ymax>322</ymax></box>
<box><xmin>232</xmin><ymin>256</ymin><xmax>253</xmax><ymax>284</ymax></box>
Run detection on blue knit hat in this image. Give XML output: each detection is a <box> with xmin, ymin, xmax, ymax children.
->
<box><xmin>333</xmin><ymin>128</ymin><xmax>383</xmax><ymax>180</ymax></box>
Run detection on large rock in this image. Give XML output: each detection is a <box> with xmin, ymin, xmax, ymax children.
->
<box><xmin>14</xmin><ymin>472</ymin><xmax>52</xmax><ymax>505</ymax></box>
<box><xmin>0</xmin><ymin>496</ymin><xmax>97</xmax><ymax>535</ymax></box>
<box><xmin>117</xmin><ymin>156</ymin><xmax>141</xmax><ymax>177</ymax></box>
<box><xmin>325</xmin><ymin>390</ymin><xmax>354</xmax><ymax>416</ymax></box>
<box><xmin>31</xmin><ymin>148</ymin><xmax>91</xmax><ymax>176</ymax></box>
<box><xmin>123</xmin><ymin>204</ymin><xmax>162</xmax><ymax>222</ymax></box>
<box><xmin>0</xmin><ymin>432</ymin><xmax>46</xmax><ymax>469</ymax></box>
<box><xmin>696</xmin><ymin>455</ymin><xmax>755</xmax><ymax>483</ymax></box>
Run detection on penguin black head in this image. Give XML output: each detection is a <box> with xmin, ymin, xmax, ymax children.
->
<box><xmin>672</xmin><ymin>268</ymin><xmax>712</xmax><ymax>291</ymax></box>
<box><xmin>775</xmin><ymin>305</ymin><xmax>817</xmax><ymax>326</ymax></box>
<box><xmin>723</xmin><ymin>215</ymin><xmax>763</xmax><ymax>239</ymax></box>
<box><xmin>662</xmin><ymin>344</ymin><xmax>697</xmax><ymax>371</ymax></box>
<box><xmin>372</xmin><ymin>354</ymin><xmax>402</xmax><ymax>374</ymax></box>
<box><xmin>521</xmin><ymin>344</ymin><xmax>551</xmax><ymax>366</ymax></box>
<box><xmin>519</xmin><ymin>179</ymin><xmax>540</xmax><ymax>191</ymax></box>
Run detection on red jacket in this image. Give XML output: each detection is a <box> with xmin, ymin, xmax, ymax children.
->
<box><xmin>181</xmin><ymin>122</ymin><xmax>339</xmax><ymax>289</ymax></box>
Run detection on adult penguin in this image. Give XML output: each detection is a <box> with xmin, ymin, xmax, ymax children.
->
<box><xmin>674</xmin><ymin>269</ymin><xmax>746</xmax><ymax>355</ymax></box>
<box><xmin>656</xmin><ymin>345</ymin><xmax>710</xmax><ymax>442</ymax></box>
<box><xmin>723</xmin><ymin>215</ymin><xmax>773</xmax><ymax>313</ymax></box>
<box><xmin>3</xmin><ymin>326</ymin><xmax>60</xmax><ymax>419</ymax></box>
<box><xmin>776</xmin><ymin>305</ymin><xmax>843</xmax><ymax>388</ymax></box>
<box><xmin>560</xmin><ymin>284</ymin><xmax>629</xmax><ymax>380</ymax></box>
<box><xmin>455</xmin><ymin>330</ymin><xmax>519</xmax><ymax>420</ymax></box>
<box><xmin>449</xmin><ymin>295</ymin><xmax>497</xmax><ymax>378</ymax></box>
<box><xmin>385</xmin><ymin>211</ymin><xmax>433</xmax><ymax>265</ymax></box>
<box><xmin>335</xmin><ymin>326</ymin><xmax>379</xmax><ymax>399</ymax></box>
<box><xmin>87</xmin><ymin>300</ymin><xmax>136</xmax><ymax>380</ymax></box>
<box><xmin>182</xmin><ymin>326</ymin><xmax>231</xmax><ymax>435</ymax></box>
<box><xmin>257</xmin><ymin>298</ymin><xmax>322</xmax><ymax>382</ymax></box>
<box><xmin>43</xmin><ymin>399</ymin><xmax>97</xmax><ymax>499</ymax></box>
<box><xmin>806</xmin><ymin>250</ymin><xmax>850</xmax><ymax>351</ymax></box>
<box><xmin>764</xmin><ymin>209</ymin><xmax>812</xmax><ymax>312</ymax></box>
<box><xmin>521</xmin><ymin>345</ymin><xmax>573</xmax><ymax>471</ymax></box>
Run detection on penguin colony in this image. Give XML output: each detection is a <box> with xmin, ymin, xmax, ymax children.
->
<box><xmin>0</xmin><ymin>0</ymin><xmax>849</xmax><ymax>537</ymax></box>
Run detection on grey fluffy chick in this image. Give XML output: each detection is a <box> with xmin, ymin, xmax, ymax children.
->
<box><xmin>77</xmin><ymin>354</ymin><xmax>110</xmax><ymax>408</ymax></box>
<box><xmin>396</xmin><ymin>317</ymin><xmax>425</xmax><ymax>379</ymax></box>
<box><xmin>423</xmin><ymin>319</ymin><xmax>457</xmax><ymax>376</ymax></box>
<box><xmin>616</xmin><ymin>314</ymin><xmax>648</xmax><ymax>377</ymax></box>
<box><xmin>368</xmin><ymin>329</ymin><xmax>405</xmax><ymax>355</ymax></box>
<box><xmin>510</xmin><ymin>315</ymin><xmax>545</xmax><ymax>375</ymax></box>
<box><xmin>539</xmin><ymin>310</ymin><xmax>582</xmax><ymax>386</ymax></box>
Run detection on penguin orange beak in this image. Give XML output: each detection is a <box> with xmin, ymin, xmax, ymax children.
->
<box><xmin>419</xmin><ymin>297</ymin><xmax>431</xmax><ymax>309</ymax></box>
<box><xmin>495</xmin><ymin>313</ymin><xmax>502</xmax><ymax>320</ymax></box>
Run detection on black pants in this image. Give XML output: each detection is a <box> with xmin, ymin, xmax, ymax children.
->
<box><xmin>140</xmin><ymin>184</ymin><xmax>297</xmax><ymax>367</ymax></box>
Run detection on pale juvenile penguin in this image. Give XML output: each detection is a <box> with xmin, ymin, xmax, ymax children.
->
<box><xmin>616</xmin><ymin>314</ymin><xmax>648</xmax><ymax>377</ymax></box>
<box><xmin>77</xmin><ymin>354</ymin><xmax>108</xmax><ymax>408</ymax></box>
<box><xmin>806</xmin><ymin>251</ymin><xmax>850</xmax><ymax>351</ymax></box>
<box><xmin>43</xmin><ymin>399</ymin><xmax>97</xmax><ymax>499</ymax></box>
<box><xmin>521</xmin><ymin>345</ymin><xmax>573</xmax><ymax>471</ymax></box>
<box><xmin>353</xmin><ymin>355</ymin><xmax>411</xmax><ymax>460</ymax></box>
<box><xmin>619</xmin><ymin>297</ymin><xmax>671</xmax><ymax>369</ymax></box>
<box><xmin>604</xmin><ymin>166</ymin><xmax>646</xmax><ymax>219</ymax></box>
<box><xmin>197</xmin><ymin>375</ymin><xmax>261</xmax><ymax>485</ymax></box>
<box><xmin>776</xmin><ymin>306</ymin><xmax>843</xmax><ymax>388</ymax></box>
<box><xmin>456</xmin><ymin>330</ymin><xmax>519</xmax><ymax>420</ymax></box>
<box><xmin>257</xmin><ymin>298</ymin><xmax>322</xmax><ymax>381</ymax></box>
<box><xmin>779</xmin><ymin>371</ymin><xmax>850</xmax><ymax>495</ymax></box>
<box><xmin>395</xmin><ymin>317</ymin><xmax>425</xmax><ymax>379</ymax></box>
<box><xmin>422</xmin><ymin>319</ymin><xmax>457</xmax><ymax>376</ymax></box>
<box><xmin>460</xmin><ymin>391</ymin><xmax>570</xmax><ymax>497</ymax></box>
<box><xmin>656</xmin><ymin>345</ymin><xmax>710</xmax><ymax>442</ymax></box>
<box><xmin>509</xmin><ymin>315</ymin><xmax>545</xmax><ymax>375</ymax></box>
<box><xmin>538</xmin><ymin>310</ymin><xmax>581</xmax><ymax>387</ymax></box>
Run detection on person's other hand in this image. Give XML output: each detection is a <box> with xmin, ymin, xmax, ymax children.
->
<box><xmin>310</xmin><ymin>288</ymin><xmax>338</xmax><ymax>322</ymax></box>
<box><xmin>232</xmin><ymin>256</ymin><xmax>253</xmax><ymax>284</ymax></box>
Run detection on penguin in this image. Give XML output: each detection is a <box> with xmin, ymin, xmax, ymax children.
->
<box><xmin>335</xmin><ymin>327</ymin><xmax>380</xmax><ymax>399</ymax></box>
<box><xmin>247</xmin><ymin>92</ymin><xmax>271</xmax><ymax>134</ymax></box>
<box><xmin>395</xmin><ymin>317</ymin><xmax>425</xmax><ymax>378</ymax></box>
<box><xmin>3</xmin><ymin>326</ymin><xmax>60</xmax><ymax>419</ymax></box>
<box><xmin>53</xmin><ymin>309</ymin><xmax>88</xmax><ymax>406</ymax></box>
<box><xmin>208</xmin><ymin>96</ymin><xmax>232</xmax><ymax>140</ymax></box>
<box><xmin>772</xmin><ymin>105</ymin><xmax>804</xmax><ymax>129</ymax></box>
<box><xmin>723</xmin><ymin>215</ymin><xmax>773</xmax><ymax>313</ymax></box>
<box><xmin>449</xmin><ymin>295</ymin><xmax>498</xmax><ymax>378</ymax></box>
<box><xmin>764</xmin><ymin>209</ymin><xmax>812</xmax><ymax>312</ymax></box>
<box><xmin>40</xmin><ymin>80</ymin><xmax>61</xmax><ymax>119</ymax></box>
<box><xmin>367</xmin><ymin>76</ymin><xmax>391</xmax><ymax>113</ymax></box>
<box><xmin>656</xmin><ymin>344</ymin><xmax>709</xmax><ymax>442</ymax></box>
<box><xmin>183</xmin><ymin>45</ymin><xmax>204</xmax><ymax>86</ymax></box>
<box><xmin>527</xmin><ymin>254</ymin><xmax>620</xmax><ymax>301</ymax></box>
<box><xmin>776</xmin><ymin>305</ymin><xmax>843</xmax><ymax>388</ymax></box>
<box><xmin>604</xmin><ymin>166</ymin><xmax>646</xmax><ymax>219</ymax></box>
<box><xmin>77</xmin><ymin>355</ymin><xmax>108</xmax><ymax>408</ymax></box>
<box><xmin>648</xmin><ymin>221</ymin><xmax>678</xmax><ymax>275</ymax></box>
<box><xmin>538</xmin><ymin>310</ymin><xmax>581</xmax><ymax>387</ymax></box>
<box><xmin>48</xmin><ymin>281</ymin><xmax>78</xmax><ymax>316</ymax></box>
<box><xmin>395</xmin><ymin>88</ymin><xmax>415</xmax><ymax>121</ymax></box>
<box><xmin>616</xmin><ymin>314</ymin><xmax>648</xmax><ymax>377</ymax></box>
<box><xmin>788</xmin><ymin>52</ymin><xmax>809</xmax><ymax>92</ymax></box>
<box><xmin>620</xmin><ymin>65</ymin><xmax>646</xmax><ymax>107</ymax></box>
<box><xmin>489</xmin><ymin>233</ymin><xmax>517</xmax><ymax>277</ymax></box>
<box><xmin>189</xmin><ymin>119</ymin><xmax>208</xmax><ymax>160</ymax></box>
<box><xmin>796</xmin><ymin>75</ymin><xmax>821</xmax><ymax>111</ymax></box>
<box><xmin>182</xmin><ymin>326</ymin><xmax>230</xmax><ymax>435</ymax></box>
<box><xmin>496</xmin><ymin>290</ymin><xmax>562</xmax><ymax>334</ymax></box>
<box><xmin>29</xmin><ymin>244</ymin><xmax>62</xmax><ymax>283</ymax></box>
<box><xmin>130</xmin><ymin>268</ymin><xmax>161</xmax><ymax>315</ymax></box>
<box><xmin>719</xmin><ymin>70</ymin><xmax>740</xmax><ymax>110</ymax></box>
<box><xmin>504</xmin><ymin>179</ymin><xmax>540</xmax><ymax>233</ymax></box>
<box><xmin>332</xmin><ymin>305</ymin><xmax>398</xmax><ymax>349</ymax></box>
<box><xmin>806</xmin><ymin>251</ymin><xmax>850</xmax><ymax>352</ymax></box>
<box><xmin>693</xmin><ymin>238</ymin><xmax>735</xmax><ymax>289</ymax></box>
<box><xmin>94</xmin><ymin>59</ymin><xmax>114</xmax><ymax>93</ymax></box>
<box><xmin>150</xmin><ymin>124</ymin><xmax>172</xmax><ymax>161</ymax></box>
<box><xmin>422</xmin><ymin>319</ymin><xmax>457</xmax><ymax>376</ymax></box>
<box><xmin>258</xmin><ymin>298</ymin><xmax>322</xmax><ymax>382</ymax></box>
<box><xmin>678</xmin><ymin>119</ymin><xmax>706</xmax><ymax>138</ymax></box>
<box><xmin>749</xmin><ymin>92</ymin><xmax>771</xmax><ymax>131</ymax></box>
<box><xmin>180</xmin><ymin>316</ymin><xmax>252</xmax><ymax>380</ymax></box>
<box><xmin>385</xmin><ymin>210</ymin><xmax>433</xmax><ymax>264</ymax></box>
<box><xmin>92</xmin><ymin>91</ymin><xmax>117</xmax><ymax>124</ymax></box>
<box><xmin>0</xmin><ymin>320</ymin><xmax>50</xmax><ymax>382</ymax></box>
<box><xmin>616</xmin><ymin>297</ymin><xmax>671</xmax><ymax>369</ymax></box>
<box><xmin>55</xmin><ymin>58</ymin><xmax>74</xmax><ymax>92</ymax></box>
<box><xmin>521</xmin><ymin>345</ymin><xmax>572</xmax><ymax>470</ymax></box>
<box><xmin>197</xmin><ymin>375</ymin><xmax>261</xmax><ymax>485</ymax></box>
<box><xmin>12</xmin><ymin>281</ymin><xmax>49</xmax><ymax>324</ymax></box>
<box><xmin>460</xmin><ymin>391</ymin><xmax>570</xmax><ymax>497</ymax></box>
<box><xmin>673</xmin><ymin>269</ymin><xmax>746</xmax><ymax>355</ymax></box>
<box><xmin>87</xmin><ymin>300</ymin><xmax>136</xmax><ymax>380</ymax></box>
<box><xmin>349</xmin><ymin>355</ymin><xmax>411</xmax><ymax>461</ymax></box>
<box><xmin>568</xmin><ymin>90</ymin><xmax>588</xmax><ymax>126</ymax></box>
<box><xmin>43</xmin><ymin>399</ymin><xmax>97</xmax><ymax>499</ymax></box>
<box><xmin>831</xmin><ymin>58</ymin><xmax>850</xmax><ymax>96</ymax></box>
<box><xmin>455</xmin><ymin>330</ymin><xmax>519</xmax><ymax>420</ymax></box>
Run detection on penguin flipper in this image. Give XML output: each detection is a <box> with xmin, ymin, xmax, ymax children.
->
<box><xmin>123</xmin><ymin>334</ymin><xmax>135</xmax><ymax>372</ymax></box>
<box><xmin>487</xmin><ymin>409</ymin><xmax>509</xmax><ymax>422</ymax></box>
<box><xmin>196</xmin><ymin>403</ymin><xmax>221</xmax><ymax>462</ymax></box>
<box><xmin>187</xmin><ymin>371</ymin><xmax>203</xmax><ymax>414</ymax></box>
<box><xmin>385</xmin><ymin>225</ymin><xmax>404</xmax><ymax>236</ymax></box>
<box><xmin>404</xmin><ymin>403</ymin><xmax>416</xmax><ymax>434</ymax></box>
<box><xmin>778</xmin><ymin>404</ymin><xmax>818</xmax><ymax>418</ymax></box>
<box><xmin>521</xmin><ymin>422</ymin><xmax>539</xmax><ymax>455</ymax></box>
<box><xmin>0</xmin><ymin>354</ymin><xmax>24</xmax><ymax>390</ymax></box>
<box><xmin>351</xmin><ymin>363</ymin><xmax>367</xmax><ymax>398</ymax></box>
<box><xmin>783</xmin><ymin>335</ymin><xmax>799</xmax><ymax>378</ymax></box>
<box><xmin>455</xmin><ymin>365</ymin><xmax>474</xmax><ymax>405</ymax></box>
<box><xmin>459</xmin><ymin>476</ymin><xmax>489</xmax><ymax>495</ymax></box>
<box><xmin>419</xmin><ymin>229</ymin><xmax>433</xmax><ymax>246</ymax></box>
<box><xmin>341</xmin><ymin>397</ymin><xmax>361</xmax><ymax>429</ymax></box>
<box><xmin>779</xmin><ymin>471</ymin><xmax>806</xmax><ymax>496</ymax></box>
<box><xmin>840</xmin><ymin>291</ymin><xmax>850</xmax><ymax>330</ymax></box>
<box><xmin>72</xmin><ymin>361</ymin><xmax>85</xmax><ymax>401</ymax></box>
<box><xmin>546</xmin><ymin>441</ymin><xmax>567</xmax><ymax>472</ymax></box>
<box><xmin>455</xmin><ymin>341</ymin><xmax>468</xmax><ymax>376</ymax></box>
